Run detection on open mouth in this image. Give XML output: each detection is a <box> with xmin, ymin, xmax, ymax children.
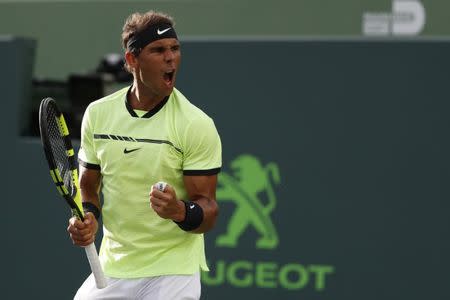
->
<box><xmin>163</xmin><ymin>71</ymin><xmax>175</xmax><ymax>84</ymax></box>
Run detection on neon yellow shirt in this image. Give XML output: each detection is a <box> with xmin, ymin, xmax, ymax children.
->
<box><xmin>78</xmin><ymin>86</ymin><xmax>222</xmax><ymax>278</ymax></box>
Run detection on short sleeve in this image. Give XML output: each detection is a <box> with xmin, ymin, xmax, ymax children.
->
<box><xmin>182</xmin><ymin>117</ymin><xmax>222</xmax><ymax>175</ymax></box>
<box><xmin>78</xmin><ymin>105</ymin><xmax>100</xmax><ymax>169</ymax></box>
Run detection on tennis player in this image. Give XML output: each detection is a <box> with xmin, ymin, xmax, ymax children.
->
<box><xmin>67</xmin><ymin>10</ymin><xmax>222</xmax><ymax>299</ymax></box>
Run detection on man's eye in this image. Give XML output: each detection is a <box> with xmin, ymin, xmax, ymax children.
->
<box><xmin>151</xmin><ymin>47</ymin><xmax>165</xmax><ymax>53</ymax></box>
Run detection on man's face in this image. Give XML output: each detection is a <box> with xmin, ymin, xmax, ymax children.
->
<box><xmin>134</xmin><ymin>38</ymin><xmax>181</xmax><ymax>98</ymax></box>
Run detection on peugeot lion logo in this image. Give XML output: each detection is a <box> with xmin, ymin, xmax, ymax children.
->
<box><xmin>215</xmin><ymin>154</ymin><xmax>280</xmax><ymax>249</ymax></box>
<box><xmin>204</xmin><ymin>155</ymin><xmax>336</xmax><ymax>291</ymax></box>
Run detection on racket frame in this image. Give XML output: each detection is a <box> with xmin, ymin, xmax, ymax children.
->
<box><xmin>39</xmin><ymin>97</ymin><xmax>107</xmax><ymax>289</ymax></box>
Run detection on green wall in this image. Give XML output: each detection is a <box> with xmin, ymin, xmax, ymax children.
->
<box><xmin>179</xmin><ymin>40</ymin><xmax>450</xmax><ymax>299</ymax></box>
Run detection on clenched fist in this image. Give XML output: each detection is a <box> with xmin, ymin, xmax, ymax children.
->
<box><xmin>149</xmin><ymin>183</ymin><xmax>186</xmax><ymax>222</ymax></box>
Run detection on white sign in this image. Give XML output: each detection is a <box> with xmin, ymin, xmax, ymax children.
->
<box><xmin>363</xmin><ymin>0</ymin><xmax>426</xmax><ymax>36</ymax></box>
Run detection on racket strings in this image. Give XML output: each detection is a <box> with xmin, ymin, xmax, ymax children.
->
<box><xmin>45</xmin><ymin>105</ymin><xmax>75</xmax><ymax>194</ymax></box>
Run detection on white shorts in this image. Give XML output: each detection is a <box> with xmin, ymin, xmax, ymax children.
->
<box><xmin>74</xmin><ymin>272</ymin><xmax>201</xmax><ymax>300</ymax></box>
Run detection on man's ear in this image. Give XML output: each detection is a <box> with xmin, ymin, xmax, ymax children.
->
<box><xmin>125</xmin><ymin>51</ymin><xmax>137</xmax><ymax>71</ymax></box>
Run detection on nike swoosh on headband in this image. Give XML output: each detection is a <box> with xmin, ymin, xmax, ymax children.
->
<box><xmin>157</xmin><ymin>27</ymin><xmax>172</xmax><ymax>35</ymax></box>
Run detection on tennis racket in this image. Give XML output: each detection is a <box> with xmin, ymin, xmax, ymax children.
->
<box><xmin>39</xmin><ymin>97</ymin><xmax>107</xmax><ymax>289</ymax></box>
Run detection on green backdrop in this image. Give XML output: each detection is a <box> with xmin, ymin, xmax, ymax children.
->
<box><xmin>178</xmin><ymin>40</ymin><xmax>450</xmax><ymax>299</ymax></box>
<box><xmin>0</xmin><ymin>0</ymin><xmax>449</xmax><ymax>79</ymax></box>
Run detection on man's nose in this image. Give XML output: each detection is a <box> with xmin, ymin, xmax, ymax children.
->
<box><xmin>164</xmin><ymin>49</ymin><xmax>175</xmax><ymax>61</ymax></box>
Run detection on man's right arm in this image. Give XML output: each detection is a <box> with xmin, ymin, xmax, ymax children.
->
<box><xmin>67</xmin><ymin>165</ymin><xmax>102</xmax><ymax>247</ymax></box>
<box><xmin>79</xmin><ymin>165</ymin><xmax>102</xmax><ymax>211</ymax></box>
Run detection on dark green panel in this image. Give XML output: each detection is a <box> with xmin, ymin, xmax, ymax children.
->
<box><xmin>0</xmin><ymin>37</ymin><xmax>35</xmax><ymax>135</ymax></box>
<box><xmin>175</xmin><ymin>40</ymin><xmax>450</xmax><ymax>299</ymax></box>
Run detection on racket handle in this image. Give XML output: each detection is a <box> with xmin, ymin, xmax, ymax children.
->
<box><xmin>84</xmin><ymin>243</ymin><xmax>107</xmax><ymax>289</ymax></box>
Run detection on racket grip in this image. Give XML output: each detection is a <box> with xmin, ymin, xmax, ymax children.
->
<box><xmin>84</xmin><ymin>243</ymin><xmax>107</xmax><ymax>289</ymax></box>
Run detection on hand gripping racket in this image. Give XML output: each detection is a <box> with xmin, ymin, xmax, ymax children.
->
<box><xmin>39</xmin><ymin>97</ymin><xmax>107</xmax><ymax>289</ymax></box>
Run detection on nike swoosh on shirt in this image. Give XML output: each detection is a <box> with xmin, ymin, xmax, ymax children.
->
<box><xmin>124</xmin><ymin>148</ymin><xmax>141</xmax><ymax>154</ymax></box>
<box><xmin>157</xmin><ymin>27</ymin><xmax>172</xmax><ymax>35</ymax></box>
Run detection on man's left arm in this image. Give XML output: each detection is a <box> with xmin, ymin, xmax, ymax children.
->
<box><xmin>182</xmin><ymin>174</ymin><xmax>218</xmax><ymax>233</ymax></box>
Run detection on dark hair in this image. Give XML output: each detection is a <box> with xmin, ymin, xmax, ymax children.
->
<box><xmin>122</xmin><ymin>11</ymin><xmax>175</xmax><ymax>72</ymax></box>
